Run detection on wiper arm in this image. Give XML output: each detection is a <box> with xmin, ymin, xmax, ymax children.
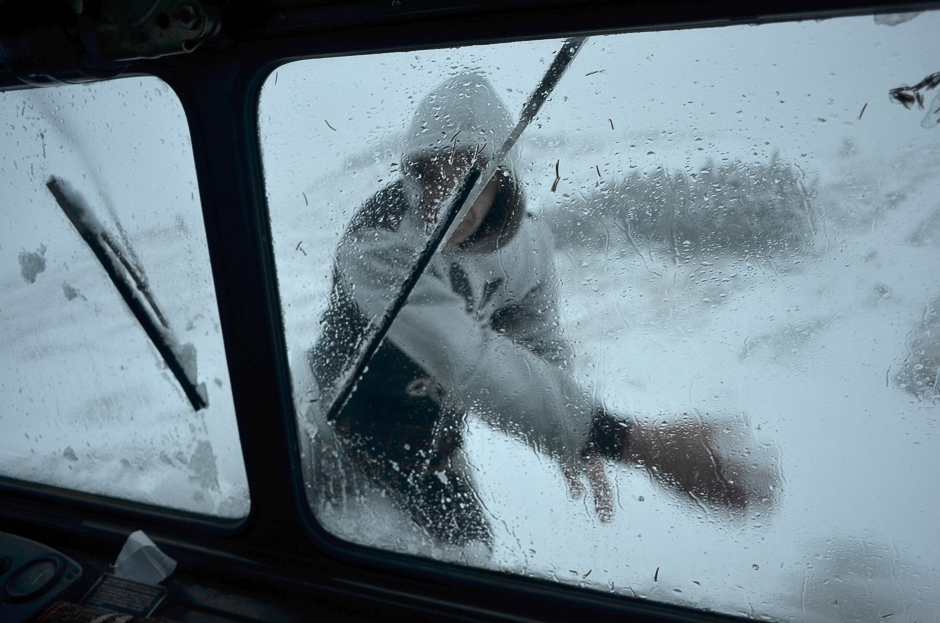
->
<box><xmin>325</xmin><ymin>37</ymin><xmax>586</xmax><ymax>423</ymax></box>
<box><xmin>46</xmin><ymin>176</ymin><xmax>208</xmax><ymax>411</ymax></box>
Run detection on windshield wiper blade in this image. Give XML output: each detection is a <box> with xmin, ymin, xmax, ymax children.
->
<box><xmin>325</xmin><ymin>37</ymin><xmax>586</xmax><ymax>423</ymax></box>
<box><xmin>46</xmin><ymin>176</ymin><xmax>208</xmax><ymax>411</ymax></box>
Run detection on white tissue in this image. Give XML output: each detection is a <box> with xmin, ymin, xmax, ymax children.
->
<box><xmin>113</xmin><ymin>530</ymin><xmax>177</xmax><ymax>586</ymax></box>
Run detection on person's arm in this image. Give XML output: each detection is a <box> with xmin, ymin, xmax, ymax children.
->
<box><xmin>337</xmin><ymin>217</ymin><xmax>780</xmax><ymax>516</ymax></box>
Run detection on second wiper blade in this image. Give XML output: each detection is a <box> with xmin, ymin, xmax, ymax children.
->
<box><xmin>47</xmin><ymin>176</ymin><xmax>208</xmax><ymax>411</ymax></box>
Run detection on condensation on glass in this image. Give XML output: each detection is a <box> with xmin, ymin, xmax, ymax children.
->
<box><xmin>0</xmin><ymin>78</ymin><xmax>250</xmax><ymax>518</ymax></box>
<box><xmin>260</xmin><ymin>11</ymin><xmax>940</xmax><ymax>622</ymax></box>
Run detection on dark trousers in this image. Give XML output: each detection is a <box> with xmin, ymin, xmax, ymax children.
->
<box><xmin>330</xmin><ymin>341</ymin><xmax>492</xmax><ymax>547</ymax></box>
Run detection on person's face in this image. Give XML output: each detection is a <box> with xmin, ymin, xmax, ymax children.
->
<box><xmin>411</xmin><ymin>151</ymin><xmax>499</xmax><ymax>246</ymax></box>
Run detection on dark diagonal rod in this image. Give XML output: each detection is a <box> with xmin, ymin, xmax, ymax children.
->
<box><xmin>100</xmin><ymin>230</ymin><xmax>171</xmax><ymax>328</ymax></box>
<box><xmin>47</xmin><ymin>176</ymin><xmax>207</xmax><ymax>411</ymax></box>
<box><xmin>326</xmin><ymin>37</ymin><xmax>587</xmax><ymax>423</ymax></box>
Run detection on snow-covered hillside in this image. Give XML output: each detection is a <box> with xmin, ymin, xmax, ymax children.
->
<box><xmin>261</xmin><ymin>12</ymin><xmax>940</xmax><ymax>621</ymax></box>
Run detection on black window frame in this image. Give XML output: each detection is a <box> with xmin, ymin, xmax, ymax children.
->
<box><xmin>2</xmin><ymin>1</ymin><xmax>937</xmax><ymax>621</ymax></box>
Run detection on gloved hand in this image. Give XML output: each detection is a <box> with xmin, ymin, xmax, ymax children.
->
<box><xmin>624</xmin><ymin>413</ymin><xmax>781</xmax><ymax>513</ymax></box>
<box><xmin>561</xmin><ymin>456</ymin><xmax>614</xmax><ymax>523</ymax></box>
<box><xmin>562</xmin><ymin>409</ymin><xmax>781</xmax><ymax>522</ymax></box>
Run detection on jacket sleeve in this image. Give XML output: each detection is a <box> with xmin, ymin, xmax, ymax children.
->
<box><xmin>335</xmin><ymin>219</ymin><xmax>593</xmax><ymax>466</ymax></box>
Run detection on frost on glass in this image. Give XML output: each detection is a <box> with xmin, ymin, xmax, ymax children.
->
<box><xmin>262</xmin><ymin>12</ymin><xmax>940</xmax><ymax>622</ymax></box>
<box><xmin>0</xmin><ymin>78</ymin><xmax>249</xmax><ymax>518</ymax></box>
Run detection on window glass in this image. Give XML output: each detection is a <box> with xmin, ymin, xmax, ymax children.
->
<box><xmin>1</xmin><ymin>78</ymin><xmax>250</xmax><ymax>518</ymax></box>
<box><xmin>261</xmin><ymin>12</ymin><xmax>940</xmax><ymax>620</ymax></box>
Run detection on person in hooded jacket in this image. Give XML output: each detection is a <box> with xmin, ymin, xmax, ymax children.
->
<box><xmin>302</xmin><ymin>73</ymin><xmax>776</xmax><ymax>549</ymax></box>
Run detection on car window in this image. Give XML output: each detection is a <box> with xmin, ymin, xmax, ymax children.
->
<box><xmin>260</xmin><ymin>11</ymin><xmax>940</xmax><ymax>620</ymax></box>
<box><xmin>0</xmin><ymin>77</ymin><xmax>250</xmax><ymax>518</ymax></box>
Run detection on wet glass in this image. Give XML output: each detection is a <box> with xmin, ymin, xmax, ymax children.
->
<box><xmin>0</xmin><ymin>77</ymin><xmax>250</xmax><ymax>518</ymax></box>
<box><xmin>261</xmin><ymin>11</ymin><xmax>940</xmax><ymax>621</ymax></box>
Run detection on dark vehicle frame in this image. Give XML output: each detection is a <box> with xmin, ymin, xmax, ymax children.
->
<box><xmin>1</xmin><ymin>1</ymin><xmax>935</xmax><ymax>621</ymax></box>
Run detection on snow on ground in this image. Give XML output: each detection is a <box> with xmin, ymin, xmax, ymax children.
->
<box><xmin>268</xmin><ymin>129</ymin><xmax>940</xmax><ymax>623</ymax></box>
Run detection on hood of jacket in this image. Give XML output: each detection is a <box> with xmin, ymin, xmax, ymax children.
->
<box><xmin>401</xmin><ymin>72</ymin><xmax>525</xmax><ymax>252</ymax></box>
